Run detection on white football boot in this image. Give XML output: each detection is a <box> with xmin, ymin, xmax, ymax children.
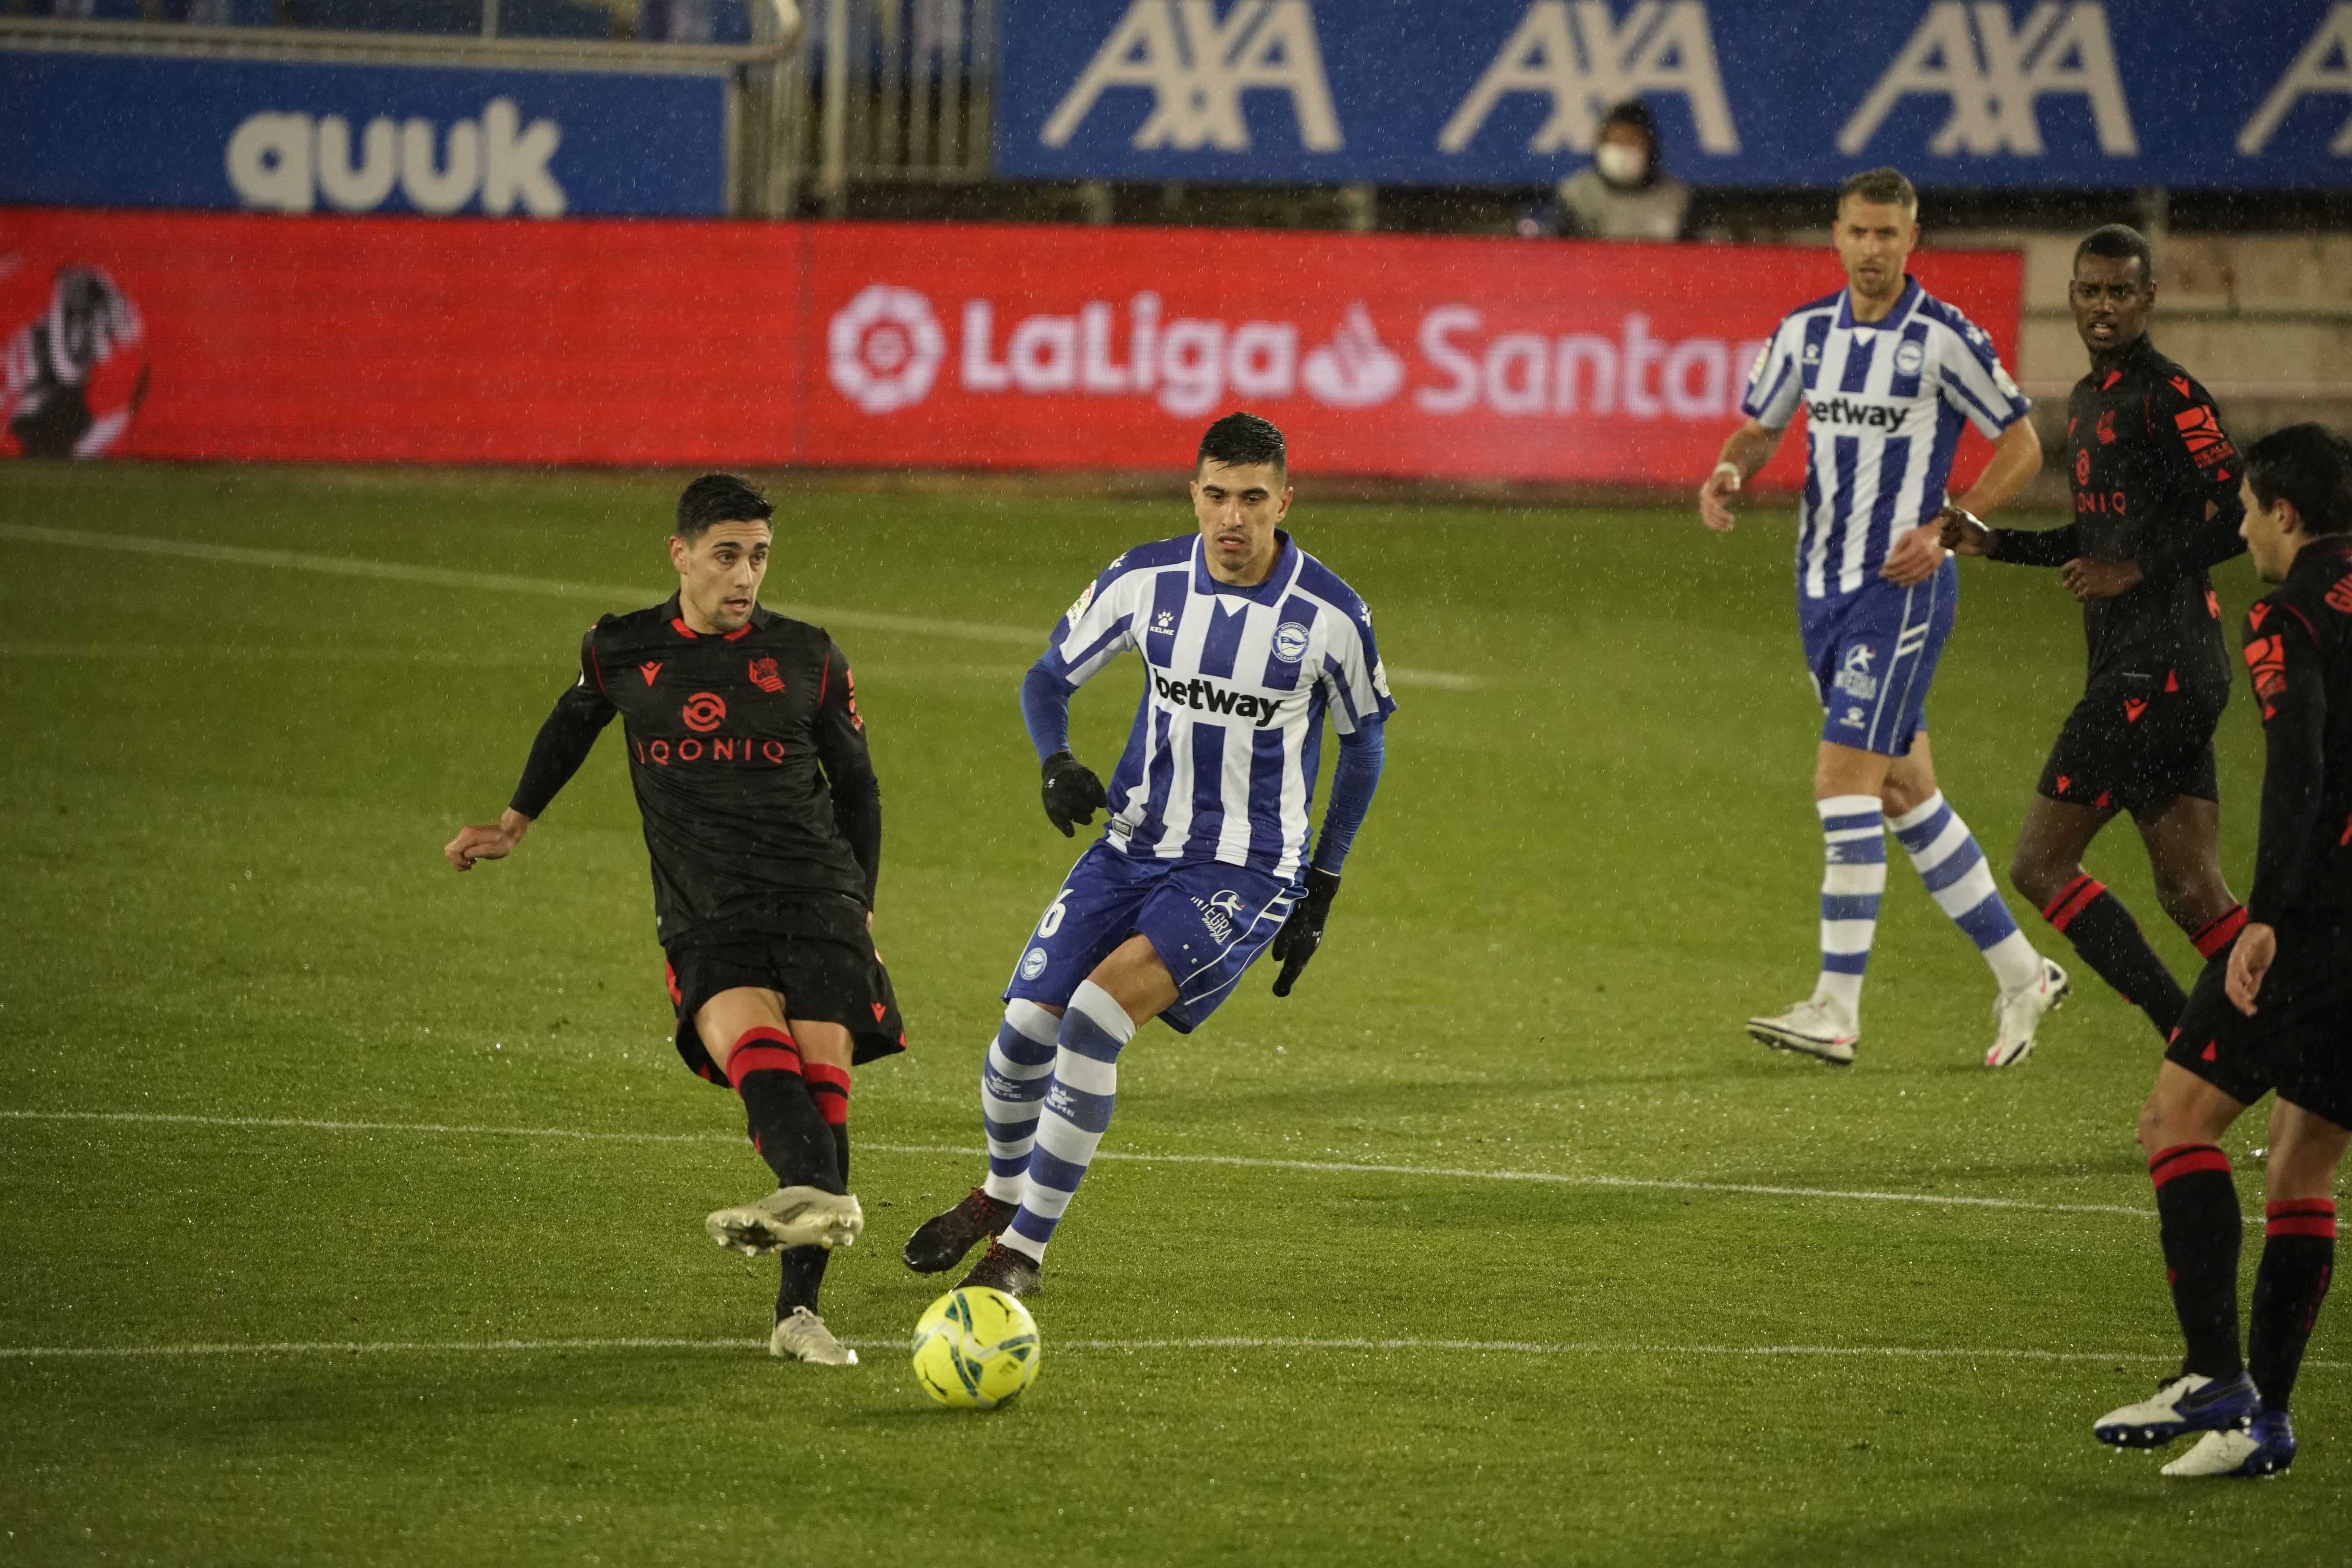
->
<box><xmin>2163</xmin><ymin>1412</ymin><xmax>2295</xmax><ymax>1477</ymax></box>
<box><xmin>1746</xmin><ymin>998</ymin><xmax>1858</xmax><ymax>1066</ymax></box>
<box><xmin>769</xmin><ymin>1306</ymin><xmax>858</xmax><ymax>1365</ymax></box>
<box><xmin>1986</xmin><ymin>957</ymin><xmax>2069</xmax><ymax>1067</ymax></box>
<box><xmin>706</xmin><ymin>1186</ymin><xmax>864</xmax><ymax>1257</ymax></box>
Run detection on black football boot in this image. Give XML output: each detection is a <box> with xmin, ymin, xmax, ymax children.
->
<box><xmin>903</xmin><ymin>1187</ymin><xmax>1016</xmax><ymax>1274</ymax></box>
<box><xmin>955</xmin><ymin>1239</ymin><xmax>1043</xmax><ymax>1298</ymax></box>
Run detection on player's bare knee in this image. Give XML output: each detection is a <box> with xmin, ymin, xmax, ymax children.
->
<box><xmin>2007</xmin><ymin>846</ymin><xmax>2063</xmax><ymax>911</ymax></box>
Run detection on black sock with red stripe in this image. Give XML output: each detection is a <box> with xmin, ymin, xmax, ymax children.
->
<box><xmin>2150</xmin><ymin>1143</ymin><xmax>2244</xmax><ymax>1378</ymax></box>
<box><xmin>2249</xmin><ymin>1199</ymin><xmax>2336</xmax><ymax>1413</ymax></box>
<box><xmin>726</xmin><ymin>1028</ymin><xmax>844</xmax><ymax>1197</ymax></box>
<box><xmin>777</xmin><ymin>1065</ymin><xmax>851</xmax><ymax>1318</ymax></box>
<box><xmin>2187</xmin><ymin>904</ymin><xmax>2248</xmax><ymax>962</ymax></box>
<box><xmin>2042</xmin><ymin>875</ymin><xmax>2187</xmax><ymax>1036</ymax></box>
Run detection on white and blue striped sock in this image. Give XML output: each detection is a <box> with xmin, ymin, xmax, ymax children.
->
<box><xmin>1815</xmin><ymin>794</ymin><xmax>1886</xmax><ymax>1022</ymax></box>
<box><xmin>1002</xmin><ymin>980</ymin><xmax>1135</xmax><ymax>1263</ymax></box>
<box><xmin>1888</xmin><ymin>791</ymin><xmax>2041</xmax><ymax>993</ymax></box>
<box><xmin>979</xmin><ymin>1001</ymin><xmax>1061</xmax><ymax>1206</ymax></box>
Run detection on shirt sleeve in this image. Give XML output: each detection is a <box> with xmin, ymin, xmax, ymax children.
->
<box><xmin>2134</xmin><ymin>377</ymin><xmax>2249</xmax><ymax>580</ymax></box>
<box><xmin>509</xmin><ymin>626</ymin><xmax>618</xmax><ymax>819</ymax></box>
<box><xmin>1738</xmin><ymin>315</ymin><xmax>1804</xmax><ymax>430</ymax></box>
<box><xmin>811</xmin><ymin>638</ymin><xmax>882</xmax><ymax>908</ymax></box>
<box><xmin>2243</xmin><ymin>603</ymin><xmax>2329</xmax><ymax>926</ymax></box>
<box><xmin>1039</xmin><ymin>557</ymin><xmax>1143</xmax><ymax>688</ymax></box>
<box><xmin>1317</xmin><ymin>599</ymin><xmax>1399</xmax><ymax>737</ymax></box>
<box><xmin>1933</xmin><ymin>314</ymin><xmax>2033</xmax><ymax>438</ymax></box>
<box><xmin>1986</xmin><ymin>521</ymin><xmax>2081</xmax><ymax>568</ymax></box>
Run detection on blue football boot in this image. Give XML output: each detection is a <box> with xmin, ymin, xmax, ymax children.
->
<box><xmin>2092</xmin><ymin>1370</ymin><xmax>2261</xmax><ymax>1448</ymax></box>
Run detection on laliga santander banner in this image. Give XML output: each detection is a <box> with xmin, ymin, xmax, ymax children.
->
<box><xmin>1</xmin><ymin>208</ymin><xmax>2021</xmax><ymax>488</ymax></box>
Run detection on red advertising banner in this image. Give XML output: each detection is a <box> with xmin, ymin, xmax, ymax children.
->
<box><xmin>2</xmin><ymin>208</ymin><xmax>2023</xmax><ymax>488</ymax></box>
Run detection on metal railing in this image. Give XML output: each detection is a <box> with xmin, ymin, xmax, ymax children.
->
<box><xmin>799</xmin><ymin>0</ymin><xmax>995</xmax><ymax>208</ymax></box>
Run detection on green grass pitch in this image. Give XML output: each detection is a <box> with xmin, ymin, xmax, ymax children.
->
<box><xmin>1</xmin><ymin>463</ymin><xmax>2344</xmax><ymax>1564</ymax></box>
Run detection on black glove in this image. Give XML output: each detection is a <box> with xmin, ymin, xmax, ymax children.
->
<box><xmin>1040</xmin><ymin>750</ymin><xmax>1107</xmax><ymax>838</ymax></box>
<box><xmin>1270</xmin><ymin>867</ymin><xmax>1341</xmax><ymax>997</ymax></box>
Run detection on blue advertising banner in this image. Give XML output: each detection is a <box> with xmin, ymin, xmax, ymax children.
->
<box><xmin>0</xmin><ymin>51</ymin><xmax>728</xmax><ymax>215</ymax></box>
<box><xmin>996</xmin><ymin>0</ymin><xmax>2352</xmax><ymax>188</ymax></box>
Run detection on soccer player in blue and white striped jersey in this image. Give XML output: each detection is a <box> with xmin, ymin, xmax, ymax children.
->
<box><xmin>902</xmin><ymin>412</ymin><xmax>1393</xmax><ymax>1294</ymax></box>
<box><xmin>1697</xmin><ymin>167</ymin><xmax>2067</xmax><ymax>1068</ymax></box>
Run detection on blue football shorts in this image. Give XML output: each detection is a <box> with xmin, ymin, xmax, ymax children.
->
<box><xmin>1002</xmin><ymin>838</ymin><xmax>1299</xmax><ymax>1034</ymax></box>
<box><xmin>1798</xmin><ymin>558</ymin><xmax>1958</xmax><ymax>758</ymax></box>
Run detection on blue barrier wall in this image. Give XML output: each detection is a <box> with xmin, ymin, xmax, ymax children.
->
<box><xmin>0</xmin><ymin>51</ymin><xmax>728</xmax><ymax>214</ymax></box>
<box><xmin>996</xmin><ymin>0</ymin><xmax>2352</xmax><ymax>187</ymax></box>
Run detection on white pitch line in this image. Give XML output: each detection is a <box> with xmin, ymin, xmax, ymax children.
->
<box><xmin>2</xmin><ymin>1110</ymin><xmax>2152</xmax><ymax>1219</ymax></box>
<box><xmin>0</xmin><ymin>524</ymin><xmax>1475</xmax><ymax>690</ymax></box>
<box><xmin>4</xmin><ymin>1334</ymin><xmax>2334</xmax><ymax>1370</ymax></box>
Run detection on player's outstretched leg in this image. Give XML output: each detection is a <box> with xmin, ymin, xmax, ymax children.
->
<box><xmin>905</xmin><ymin>1003</ymin><xmax>1057</xmax><ymax>1274</ymax></box>
<box><xmin>704</xmin><ymin>1027</ymin><xmax>864</xmax><ymax>1258</ymax></box>
<box><xmin>1749</xmin><ymin>795</ymin><xmax>1879</xmax><ymax>1065</ymax></box>
<box><xmin>960</xmin><ymin>980</ymin><xmax>1136</xmax><ymax>1295</ymax></box>
<box><xmin>1886</xmin><ymin>791</ymin><xmax>2067</xmax><ymax>1066</ymax></box>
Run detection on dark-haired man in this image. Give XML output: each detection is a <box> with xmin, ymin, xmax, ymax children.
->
<box><xmin>1700</xmin><ymin>166</ymin><xmax>2064</xmax><ymax>1068</ymax></box>
<box><xmin>443</xmin><ymin>473</ymin><xmax>901</xmax><ymax>1366</ymax></box>
<box><xmin>2093</xmin><ymin>424</ymin><xmax>2352</xmax><ymax>1478</ymax></box>
<box><xmin>1944</xmin><ymin>225</ymin><xmax>2250</xmax><ymax>1043</ymax></box>
<box><xmin>902</xmin><ymin>412</ymin><xmax>1392</xmax><ymax>1297</ymax></box>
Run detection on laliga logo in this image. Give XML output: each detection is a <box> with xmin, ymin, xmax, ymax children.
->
<box><xmin>681</xmin><ymin>692</ymin><xmax>727</xmax><ymax>733</ymax></box>
<box><xmin>828</xmin><ymin>285</ymin><xmax>946</xmax><ymax>415</ymax></box>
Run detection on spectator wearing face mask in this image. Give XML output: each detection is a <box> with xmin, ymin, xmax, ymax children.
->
<box><xmin>1553</xmin><ymin>100</ymin><xmax>1690</xmax><ymax>242</ymax></box>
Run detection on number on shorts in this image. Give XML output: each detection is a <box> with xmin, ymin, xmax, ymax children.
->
<box><xmin>1039</xmin><ymin>889</ymin><xmax>1072</xmax><ymax>938</ymax></box>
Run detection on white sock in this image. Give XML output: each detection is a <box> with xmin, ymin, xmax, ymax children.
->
<box><xmin>1814</xmin><ymin>794</ymin><xmax>1885</xmax><ymax>1022</ymax></box>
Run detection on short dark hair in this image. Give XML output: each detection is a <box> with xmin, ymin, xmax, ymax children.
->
<box><xmin>2245</xmin><ymin>424</ymin><xmax>2352</xmax><ymax>537</ymax></box>
<box><xmin>1838</xmin><ymin>167</ymin><xmax>1917</xmax><ymax>216</ymax></box>
<box><xmin>1197</xmin><ymin>412</ymin><xmax>1287</xmax><ymax>476</ymax></box>
<box><xmin>675</xmin><ymin>473</ymin><xmax>773</xmax><ymax>541</ymax></box>
<box><xmin>2073</xmin><ymin>223</ymin><xmax>2154</xmax><ymax>285</ymax></box>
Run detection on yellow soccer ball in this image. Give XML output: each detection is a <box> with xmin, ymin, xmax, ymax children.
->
<box><xmin>910</xmin><ymin>1286</ymin><xmax>1040</xmax><ymax>1410</ymax></box>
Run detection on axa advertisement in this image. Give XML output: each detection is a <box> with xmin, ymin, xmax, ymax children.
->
<box><xmin>999</xmin><ymin>0</ymin><xmax>2352</xmax><ymax>188</ymax></box>
<box><xmin>0</xmin><ymin>53</ymin><xmax>728</xmax><ymax>217</ymax></box>
<box><xmin>0</xmin><ymin>207</ymin><xmax>2021</xmax><ymax>485</ymax></box>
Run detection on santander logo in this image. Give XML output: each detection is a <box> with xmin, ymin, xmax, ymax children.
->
<box><xmin>825</xmin><ymin>284</ymin><xmax>1762</xmax><ymax>425</ymax></box>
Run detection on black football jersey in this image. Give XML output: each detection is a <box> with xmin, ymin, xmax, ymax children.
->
<box><xmin>510</xmin><ymin>595</ymin><xmax>880</xmax><ymax>944</ymax></box>
<box><xmin>2241</xmin><ymin>538</ymin><xmax>2352</xmax><ymax>924</ymax></box>
<box><xmin>1991</xmin><ymin>335</ymin><xmax>2245</xmax><ymax>687</ymax></box>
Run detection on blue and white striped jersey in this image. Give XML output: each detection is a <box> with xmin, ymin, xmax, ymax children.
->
<box><xmin>1041</xmin><ymin>530</ymin><xmax>1395</xmax><ymax>882</ymax></box>
<box><xmin>1741</xmin><ymin>275</ymin><xmax>2032</xmax><ymax>601</ymax></box>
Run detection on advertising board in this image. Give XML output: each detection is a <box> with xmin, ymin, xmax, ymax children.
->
<box><xmin>0</xmin><ymin>52</ymin><xmax>728</xmax><ymax>216</ymax></box>
<box><xmin>997</xmin><ymin>0</ymin><xmax>2352</xmax><ymax>189</ymax></box>
<box><xmin>1</xmin><ymin>207</ymin><xmax>2022</xmax><ymax>492</ymax></box>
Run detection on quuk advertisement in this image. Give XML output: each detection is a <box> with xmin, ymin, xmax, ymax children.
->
<box><xmin>0</xmin><ymin>208</ymin><xmax>2022</xmax><ymax>486</ymax></box>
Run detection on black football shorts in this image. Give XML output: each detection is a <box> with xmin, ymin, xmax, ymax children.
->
<box><xmin>662</xmin><ymin>894</ymin><xmax>907</xmax><ymax>1083</ymax></box>
<box><xmin>2166</xmin><ymin>918</ymin><xmax>2352</xmax><ymax>1131</ymax></box>
<box><xmin>2038</xmin><ymin>669</ymin><xmax>2225</xmax><ymax>816</ymax></box>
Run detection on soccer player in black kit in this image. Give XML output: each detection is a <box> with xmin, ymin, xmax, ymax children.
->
<box><xmin>443</xmin><ymin>474</ymin><xmax>902</xmax><ymax>1367</ymax></box>
<box><xmin>1944</xmin><ymin>226</ymin><xmax>2249</xmax><ymax>1048</ymax></box>
<box><xmin>2089</xmin><ymin>425</ymin><xmax>2352</xmax><ymax>1478</ymax></box>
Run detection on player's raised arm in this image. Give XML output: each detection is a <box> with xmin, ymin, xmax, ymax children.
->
<box><xmin>444</xmin><ymin>625</ymin><xmax>617</xmax><ymax>870</ymax></box>
<box><xmin>811</xmin><ymin>638</ymin><xmax>882</xmax><ymax>908</ymax></box>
